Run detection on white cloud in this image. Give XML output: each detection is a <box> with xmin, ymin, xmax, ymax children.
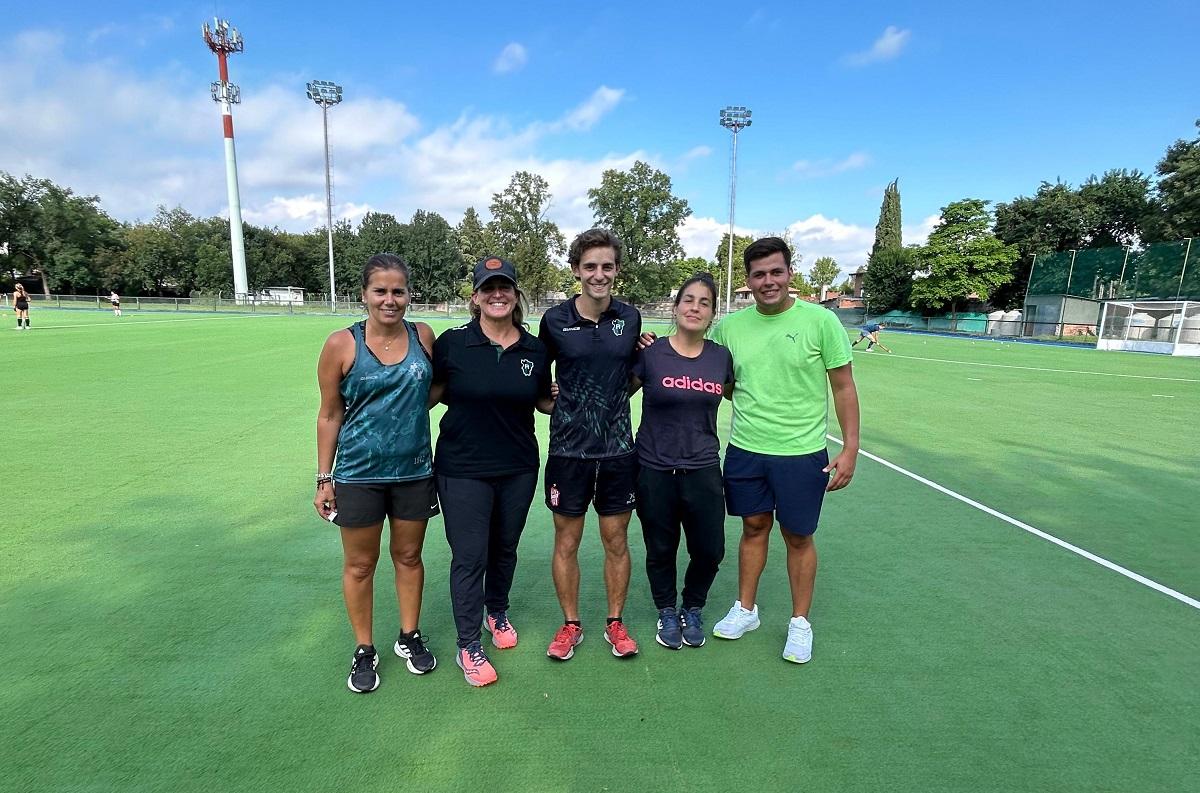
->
<box><xmin>790</xmin><ymin>152</ymin><xmax>871</xmax><ymax>179</ymax></box>
<box><xmin>558</xmin><ymin>86</ymin><xmax>624</xmax><ymax>131</ymax></box>
<box><xmin>492</xmin><ymin>42</ymin><xmax>527</xmax><ymax>74</ymax></box>
<box><xmin>904</xmin><ymin>214</ymin><xmax>940</xmax><ymax>246</ymax></box>
<box><xmin>682</xmin><ymin>145</ymin><xmax>712</xmax><ymax>161</ymax></box>
<box><xmin>678</xmin><ymin>216</ymin><xmax>757</xmax><ymax>261</ymax></box>
<box><xmin>242</xmin><ymin>195</ymin><xmax>373</xmax><ymax>228</ymax></box>
<box><xmin>86</xmin><ymin>15</ymin><xmax>174</xmax><ymax>46</ymax></box>
<box><xmin>844</xmin><ymin>26</ymin><xmax>911</xmax><ymax>66</ymax></box>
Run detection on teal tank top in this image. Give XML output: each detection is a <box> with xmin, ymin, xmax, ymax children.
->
<box><xmin>334</xmin><ymin>320</ymin><xmax>433</xmax><ymax>483</ymax></box>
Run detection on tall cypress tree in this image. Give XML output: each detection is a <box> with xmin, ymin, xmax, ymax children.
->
<box><xmin>871</xmin><ymin>178</ymin><xmax>902</xmax><ymax>256</ymax></box>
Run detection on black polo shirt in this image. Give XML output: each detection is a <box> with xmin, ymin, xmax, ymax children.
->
<box><xmin>433</xmin><ymin>319</ymin><xmax>552</xmax><ymax>478</ymax></box>
<box><xmin>538</xmin><ymin>296</ymin><xmax>641</xmax><ymax>459</ymax></box>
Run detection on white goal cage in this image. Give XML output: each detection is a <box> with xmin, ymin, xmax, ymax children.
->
<box><xmin>1096</xmin><ymin>300</ymin><xmax>1200</xmax><ymax>356</ymax></box>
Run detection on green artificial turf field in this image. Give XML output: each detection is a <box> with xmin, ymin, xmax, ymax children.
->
<box><xmin>2</xmin><ymin>308</ymin><xmax>1197</xmax><ymax>792</ymax></box>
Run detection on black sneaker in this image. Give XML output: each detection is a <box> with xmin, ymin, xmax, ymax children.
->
<box><xmin>655</xmin><ymin>607</ymin><xmax>683</xmax><ymax>650</ymax></box>
<box><xmin>680</xmin><ymin>607</ymin><xmax>706</xmax><ymax>647</ymax></box>
<box><xmin>347</xmin><ymin>644</ymin><xmax>380</xmax><ymax>693</ymax></box>
<box><xmin>394</xmin><ymin>629</ymin><xmax>437</xmax><ymax>674</ymax></box>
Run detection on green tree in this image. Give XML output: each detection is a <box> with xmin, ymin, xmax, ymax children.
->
<box><xmin>330</xmin><ymin>219</ymin><xmax>361</xmax><ymax>299</ymax></box>
<box><xmin>189</xmin><ymin>217</ymin><xmax>235</xmax><ymax>294</ymax></box>
<box><xmin>1079</xmin><ymin>169</ymin><xmax>1153</xmax><ymax>247</ymax></box>
<box><xmin>910</xmin><ymin>199</ymin><xmax>1018</xmax><ymax>320</ymax></box>
<box><xmin>808</xmin><ymin>256</ymin><xmax>840</xmax><ymax>297</ymax></box>
<box><xmin>400</xmin><ymin>210</ymin><xmax>464</xmax><ymax>304</ymax></box>
<box><xmin>587</xmin><ymin>160</ymin><xmax>692</xmax><ymax>304</ymax></box>
<box><xmin>863</xmin><ymin>247</ymin><xmax>917</xmax><ymax>313</ymax></box>
<box><xmin>456</xmin><ymin>207</ymin><xmax>496</xmax><ymax>266</ymax></box>
<box><xmin>871</xmin><ymin>178</ymin><xmax>902</xmax><ymax>257</ymax></box>
<box><xmin>0</xmin><ymin>173</ymin><xmax>120</xmax><ymax>294</ymax></box>
<box><xmin>713</xmin><ymin>233</ymin><xmax>755</xmax><ymax>291</ymax></box>
<box><xmin>488</xmin><ymin>171</ymin><xmax>566</xmax><ymax>301</ymax></box>
<box><xmin>1149</xmin><ymin>119</ymin><xmax>1200</xmax><ymax>241</ymax></box>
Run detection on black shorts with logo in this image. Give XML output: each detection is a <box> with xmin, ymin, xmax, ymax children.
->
<box><xmin>332</xmin><ymin>478</ymin><xmax>439</xmax><ymax>528</ymax></box>
<box><xmin>544</xmin><ymin>453</ymin><xmax>638</xmax><ymax>517</ymax></box>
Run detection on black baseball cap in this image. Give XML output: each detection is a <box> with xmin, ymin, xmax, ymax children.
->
<box><xmin>473</xmin><ymin>256</ymin><xmax>518</xmax><ymax>290</ymax></box>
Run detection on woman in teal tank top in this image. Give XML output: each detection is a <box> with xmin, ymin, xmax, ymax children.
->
<box><xmin>314</xmin><ymin>254</ymin><xmax>441</xmax><ymax>693</ymax></box>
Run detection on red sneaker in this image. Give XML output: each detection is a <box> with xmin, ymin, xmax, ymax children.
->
<box><xmin>456</xmin><ymin>642</ymin><xmax>498</xmax><ymax>687</ymax></box>
<box><xmin>603</xmin><ymin>620</ymin><xmax>639</xmax><ymax>657</ymax></box>
<box><xmin>485</xmin><ymin>611</ymin><xmax>518</xmax><ymax>650</ymax></box>
<box><xmin>546</xmin><ymin>623</ymin><xmax>584</xmax><ymax>661</ymax></box>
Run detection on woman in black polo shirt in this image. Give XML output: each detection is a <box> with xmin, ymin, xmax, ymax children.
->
<box><xmin>431</xmin><ymin>257</ymin><xmax>555</xmax><ymax>687</ymax></box>
<box><xmin>631</xmin><ymin>272</ymin><xmax>733</xmax><ymax>650</ymax></box>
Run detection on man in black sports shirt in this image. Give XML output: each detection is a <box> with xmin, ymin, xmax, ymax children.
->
<box><xmin>538</xmin><ymin>229</ymin><xmax>643</xmax><ymax>660</ymax></box>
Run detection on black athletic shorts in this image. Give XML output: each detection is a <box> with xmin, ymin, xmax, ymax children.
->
<box><xmin>331</xmin><ymin>478</ymin><xmax>439</xmax><ymax>528</ymax></box>
<box><xmin>544</xmin><ymin>452</ymin><xmax>638</xmax><ymax>517</ymax></box>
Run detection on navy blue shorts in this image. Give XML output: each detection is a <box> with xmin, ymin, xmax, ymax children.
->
<box><xmin>722</xmin><ymin>446</ymin><xmax>829</xmax><ymax>536</ymax></box>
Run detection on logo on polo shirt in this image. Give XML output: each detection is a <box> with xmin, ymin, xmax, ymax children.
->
<box><xmin>612</xmin><ymin>318</ymin><xmax>625</xmax><ymax>336</ymax></box>
<box><xmin>660</xmin><ymin>375</ymin><xmax>723</xmax><ymax>395</ymax></box>
<box><xmin>520</xmin><ymin>358</ymin><xmax>534</xmax><ymax>376</ymax></box>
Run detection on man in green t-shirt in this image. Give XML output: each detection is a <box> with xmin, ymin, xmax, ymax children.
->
<box><xmin>709</xmin><ymin>237</ymin><xmax>861</xmax><ymax>664</ymax></box>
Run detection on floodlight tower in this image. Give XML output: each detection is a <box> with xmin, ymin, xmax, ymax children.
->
<box><xmin>307</xmin><ymin>80</ymin><xmax>344</xmax><ymax>313</ymax></box>
<box><xmin>203</xmin><ymin>18</ymin><xmax>249</xmax><ymax>302</ymax></box>
<box><xmin>719</xmin><ymin>106</ymin><xmax>752</xmax><ymax>313</ymax></box>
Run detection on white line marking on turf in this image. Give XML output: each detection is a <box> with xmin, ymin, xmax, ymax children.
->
<box><xmin>1151</xmin><ymin>394</ymin><xmax>1176</xmax><ymax>398</ymax></box>
<box><xmin>966</xmin><ymin>377</ymin><xmax>982</xmax><ymax>381</ymax></box>
<box><xmin>16</xmin><ymin>315</ymin><xmax>275</xmax><ymax>331</ymax></box>
<box><xmin>872</xmin><ymin>353</ymin><xmax>1200</xmax><ymax>383</ymax></box>
<box><xmin>828</xmin><ymin>435</ymin><xmax>1200</xmax><ymax>610</ymax></box>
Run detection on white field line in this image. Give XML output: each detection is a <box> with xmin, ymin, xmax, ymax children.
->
<box><xmin>1151</xmin><ymin>394</ymin><xmax>1176</xmax><ymax>398</ymax></box>
<box><xmin>828</xmin><ymin>435</ymin><xmax>1200</xmax><ymax>610</ymax></box>
<box><xmin>870</xmin><ymin>352</ymin><xmax>1200</xmax><ymax>383</ymax></box>
<box><xmin>12</xmin><ymin>315</ymin><xmax>277</xmax><ymax>331</ymax></box>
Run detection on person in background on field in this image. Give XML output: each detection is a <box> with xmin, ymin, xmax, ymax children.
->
<box><xmin>539</xmin><ymin>228</ymin><xmax>643</xmax><ymax>661</ymax></box>
<box><xmin>109</xmin><ymin>291</ymin><xmax>122</xmax><ymax>317</ymax></box>
<box><xmin>851</xmin><ymin>321</ymin><xmax>890</xmax><ymax>352</ymax></box>
<box><xmin>314</xmin><ymin>253</ymin><xmax>440</xmax><ymax>694</ymax></box>
<box><xmin>631</xmin><ymin>272</ymin><xmax>733</xmax><ymax>650</ymax></box>
<box><xmin>13</xmin><ymin>284</ymin><xmax>30</xmax><ymax>330</ymax></box>
<box><xmin>710</xmin><ymin>237</ymin><xmax>861</xmax><ymax>665</ymax></box>
<box><xmin>430</xmin><ymin>257</ymin><xmax>555</xmax><ymax>687</ymax></box>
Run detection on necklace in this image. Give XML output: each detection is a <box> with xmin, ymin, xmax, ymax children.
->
<box><xmin>373</xmin><ymin>328</ymin><xmax>402</xmax><ymax>352</ymax></box>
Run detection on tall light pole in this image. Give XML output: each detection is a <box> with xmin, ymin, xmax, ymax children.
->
<box><xmin>307</xmin><ymin>80</ymin><xmax>343</xmax><ymax>312</ymax></box>
<box><xmin>719</xmin><ymin>106</ymin><xmax>752</xmax><ymax>314</ymax></box>
<box><xmin>202</xmin><ymin>19</ymin><xmax>248</xmax><ymax>302</ymax></box>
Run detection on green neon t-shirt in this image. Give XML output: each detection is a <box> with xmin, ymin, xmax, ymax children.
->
<box><xmin>711</xmin><ymin>299</ymin><xmax>852</xmax><ymax>455</ymax></box>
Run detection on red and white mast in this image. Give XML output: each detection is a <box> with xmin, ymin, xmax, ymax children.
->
<box><xmin>202</xmin><ymin>19</ymin><xmax>249</xmax><ymax>301</ymax></box>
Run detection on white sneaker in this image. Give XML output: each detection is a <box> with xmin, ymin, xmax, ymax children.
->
<box><xmin>712</xmin><ymin>600</ymin><xmax>760</xmax><ymax>639</ymax></box>
<box><xmin>782</xmin><ymin>616</ymin><xmax>813</xmax><ymax>663</ymax></box>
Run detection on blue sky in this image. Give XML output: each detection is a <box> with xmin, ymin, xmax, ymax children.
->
<box><xmin>2</xmin><ymin>1</ymin><xmax>1197</xmax><ymax>269</ymax></box>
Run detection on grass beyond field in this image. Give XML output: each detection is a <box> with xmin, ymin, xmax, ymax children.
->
<box><xmin>2</xmin><ymin>309</ymin><xmax>1197</xmax><ymax>792</ymax></box>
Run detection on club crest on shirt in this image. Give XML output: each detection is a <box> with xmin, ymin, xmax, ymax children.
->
<box><xmin>611</xmin><ymin>318</ymin><xmax>625</xmax><ymax>337</ymax></box>
<box><xmin>520</xmin><ymin>358</ymin><xmax>534</xmax><ymax>377</ymax></box>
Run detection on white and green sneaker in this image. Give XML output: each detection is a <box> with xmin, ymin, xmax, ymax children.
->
<box><xmin>712</xmin><ymin>600</ymin><xmax>760</xmax><ymax>639</ymax></box>
<box><xmin>782</xmin><ymin>615</ymin><xmax>813</xmax><ymax>664</ymax></box>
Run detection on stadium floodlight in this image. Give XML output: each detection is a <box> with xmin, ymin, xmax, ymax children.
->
<box><xmin>719</xmin><ymin>105</ymin><xmax>753</xmax><ymax>313</ymax></box>
<box><xmin>307</xmin><ymin>80</ymin><xmax>345</xmax><ymax>314</ymax></box>
<box><xmin>1056</xmin><ymin>249</ymin><xmax>1078</xmax><ymax>337</ymax></box>
<box><xmin>203</xmin><ymin>18</ymin><xmax>248</xmax><ymax>303</ymax></box>
<box><xmin>1177</xmin><ymin>238</ymin><xmax>1193</xmax><ymax>300</ymax></box>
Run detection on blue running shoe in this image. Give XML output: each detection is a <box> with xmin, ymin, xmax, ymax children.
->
<box><xmin>655</xmin><ymin>607</ymin><xmax>683</xmax><ymax>650</ymax></box>
<box><xmin>679</xmin><ymin>607</ymin><xmax>705</xmax><ymax>648</ymax></box>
